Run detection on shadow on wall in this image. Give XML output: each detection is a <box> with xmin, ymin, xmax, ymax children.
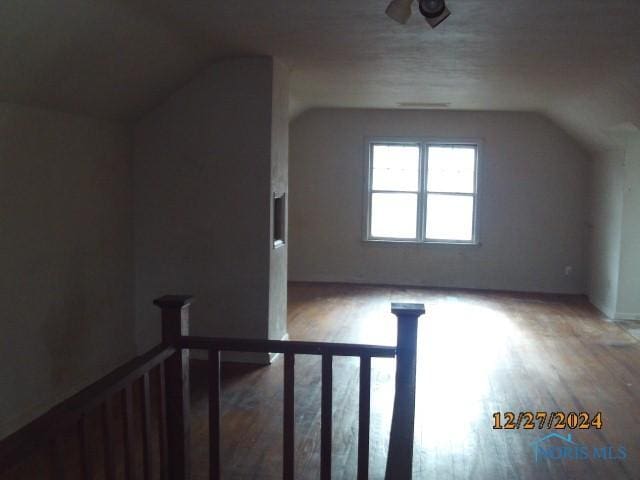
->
<box><xmin>42</xmin><ymin>260</ymin><xmax>93</xmax><ymax>386</ymax></box>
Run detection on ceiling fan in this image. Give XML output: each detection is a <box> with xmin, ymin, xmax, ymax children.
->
<box><xmin>386</xmin><ymin>0</ymin><xmax>451</xmax><ymax>28</ymax></box>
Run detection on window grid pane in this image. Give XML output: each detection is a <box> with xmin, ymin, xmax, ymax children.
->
<box><xmin>371</xmin><ymin>144</ymin><xmax>420</xmax><ymax>192</ymax></box>
<box><xmin>370</xmin><ymin>192</ymin><xmax>418</xmax><ymax>239</ymax></box>
<box><xmin>425</xmin><ymin>193</ymin><xmax>474</xmax><ymax>242</ymax></box>
<box><xmin>426</xmin><ymin>146</ymin><xmax>476</xmax><ymax>194</ymax></box>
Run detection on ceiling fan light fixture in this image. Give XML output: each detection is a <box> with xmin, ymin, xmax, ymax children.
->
<box><xmin>418</xmin><ymin>0</ymin><xmax>450</xmax><ymax>28</ymax></box>
<box><xmin>385</xmin><ymin>0</ymin><xmax>413</xmax><ymax>24</ymax></box>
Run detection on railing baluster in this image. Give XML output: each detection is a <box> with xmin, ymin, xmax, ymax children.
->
<box><xmin>78</xmin><ymin>415</ymin><xmax>92</xmax><ymax>480</ymax></box>
<box><xmin>209</xmin><ymin>349</ymin><xmax>221</xmax><ymax>480</ymax></box>
<box><xmin>102</xmin><ymin>400</ymin><xmax>116</xmax><ymax>480</ymax></box>
<box><xmin>158</xmin><ymin>363</ymin><xmax>169</xmax><ymax>480</ymax></box>
<box><xmin>0</xmin><ymin>344</ymin><xmax>173</xmax><ymax>477</ymax></box>
<box><xmin>141</xmin><ymin>372</ymin><xmax>153</xmax><ymax>480</ymax></box>
<box><xmin>122</xmin><ymin>386</ymin><xmax>135</xmax><ymax>480</ymax></box>
<box><xmin>357</xmin><ymin>356</ymin><xmax>371</xmax><ymax>480</ymax></box>
<box><xmin>283</xmin><ymin>353</ymin><xmax>295</xmax><ymax>480</ymax></box>
<box><xmin>321</xmin><ymin>354</ymin><xmax>333</xmax><ymax>480</ymax></box>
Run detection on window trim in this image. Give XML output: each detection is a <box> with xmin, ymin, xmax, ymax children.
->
<box><xmin>363</xmin><ymin>137</ymin><xmax>481</xmax><ymax>245</ymax></box>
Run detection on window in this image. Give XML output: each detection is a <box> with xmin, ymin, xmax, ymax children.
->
<box><xmin>366</xmin><ymin>141</ymin><xmax>479</xmax><ymax>244</ymax></box>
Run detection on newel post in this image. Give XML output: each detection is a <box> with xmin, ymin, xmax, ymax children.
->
<box><xmin>154</xmin><ymin>295</ymin><xmax>193</xmax><ymax>480</ymax></box>
<box><xmin>385</xmin><ymin>303</ymin><xmax>425</xmax><ymax>480</ymax></box>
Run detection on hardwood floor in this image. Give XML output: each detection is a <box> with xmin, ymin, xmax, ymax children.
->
<box><xmin>188</xmin><ymin>282</ymin><xmax>640</xmax><ymax>480</ymax></box>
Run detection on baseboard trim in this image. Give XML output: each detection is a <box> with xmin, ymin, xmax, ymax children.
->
<box><xmin>189</xmin><ymin>332</ymin><xmax>290</xmax><ymax>365</ymax></box>
<box><xmin>584</xmin><ymin>298</ymin><xmax>639</xmax><ymax>322</ymax></box>
<box><xmin>289</xmin><ymin>279</ymin><xmax>587</xmax><ymax>298</ymax></box>
<box><xmin>190</xmin><ymin>349</ymin><xmax>271</xmax><ymax>365</ymax></box>
<box><xmin>268</xmin><ymin>332</ymin><xmax>290</xmax><ymax>363</ymax></box>
<box><xmin>588</xmin><ymin>297</ymin><xmax>616</xmax><ymax>321</ymax></box>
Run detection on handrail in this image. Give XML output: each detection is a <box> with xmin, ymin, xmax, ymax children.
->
<box><xmin>154</xmin><ymin>294</ymin><xmax>425</xmax><ymax>480</ymax></box>
<box><xmin>0</xmin><ymin>343</ymin><xmax>175</xmax><ymax>473</ymax></box>
<box><xmin>179</xmin><ymin>336</ymin><xmax>397</xmax><ymax>357</ymax></box>
<box><xmin>0</xmin><ymin>296</ymin><xmax>423</xmax><ymax>480</ymax></box>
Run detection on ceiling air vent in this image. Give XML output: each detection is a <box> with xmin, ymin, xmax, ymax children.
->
<box><xmin>397</xmin><ymin>102</ymin><xmax>451</xmax><ymax>108</ymax></box>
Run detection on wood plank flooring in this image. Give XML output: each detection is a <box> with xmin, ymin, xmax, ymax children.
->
<box><xmin>188</xmin><ymin>283</ymin><xmax>640</xmax><ymax>480</ymax></box>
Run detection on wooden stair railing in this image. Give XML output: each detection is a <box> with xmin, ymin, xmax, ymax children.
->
<box><xmin>0</xmin><ymin>344</ymin><xmax>175</xmax><ymax>479</ymax></box>
<box><xmin>0</xmin><ymin>296</ymin><xmax>424</xmax><ymax>480</ymax></box>
<box><xmin>154</xmin><ymin>295</ymin><xmax>424</xmax><ymax>480</ymax></box>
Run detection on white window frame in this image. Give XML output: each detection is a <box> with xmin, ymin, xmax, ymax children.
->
<box><xmin>364</xmin><ymin>137</ymin><xmax>481</xmax><ymax>245</ymax></box>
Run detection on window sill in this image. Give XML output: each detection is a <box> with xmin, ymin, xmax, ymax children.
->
<box><xmin>363</xmin><ymin>238</ymin><xmax>481</xmax><ymax>247</ymax></box>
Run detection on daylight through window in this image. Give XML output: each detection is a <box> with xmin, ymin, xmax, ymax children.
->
<box><xmin>367</xmin><ymin>141</ymin><xmax>478</xmax><ymax>243</ymax></box>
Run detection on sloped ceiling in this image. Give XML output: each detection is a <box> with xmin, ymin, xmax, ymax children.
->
<box><xmin>1</xmin><ymin>0</ymin><xmax>639</xmax><ymax>153</ymax></box>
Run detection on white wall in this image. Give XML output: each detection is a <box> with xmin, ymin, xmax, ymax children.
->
<box><xmin>289</xmin><ymin>109</ymin><xmax>590</xmax><ymax>294</ymax></box>
<box><xmin>133</xmin><ymin>57</ymin><xmax>289</xmax><ymax>359</ymax></box>
<box><xmin>588</xmin><ymin>136</ymin><xmax>640</xmax><ymax>320</ymax></box>
<box><xmin>588</xmin><ymin>150</ymin><xmax>624</xmax><ymax>317</ymax></box>
<box><xmin>0</xmin><ymin>102</ymin><xmax>135</xmax><ymax>439</ymax></box>
<box><xmin>616</xmin><ymin>137</ymin><xmax>640</xmax><ymax>318</ymax></box>
<box><xmin>268</xmin><ymin>60</ymin><xmax>290</xmax><ymax>343</ymax></box>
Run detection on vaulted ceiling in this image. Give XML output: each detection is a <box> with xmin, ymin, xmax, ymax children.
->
<box><xmin>1</xmin><ymin>0</ymin><xmax>639</xmax><ymax>153</ymax></box>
